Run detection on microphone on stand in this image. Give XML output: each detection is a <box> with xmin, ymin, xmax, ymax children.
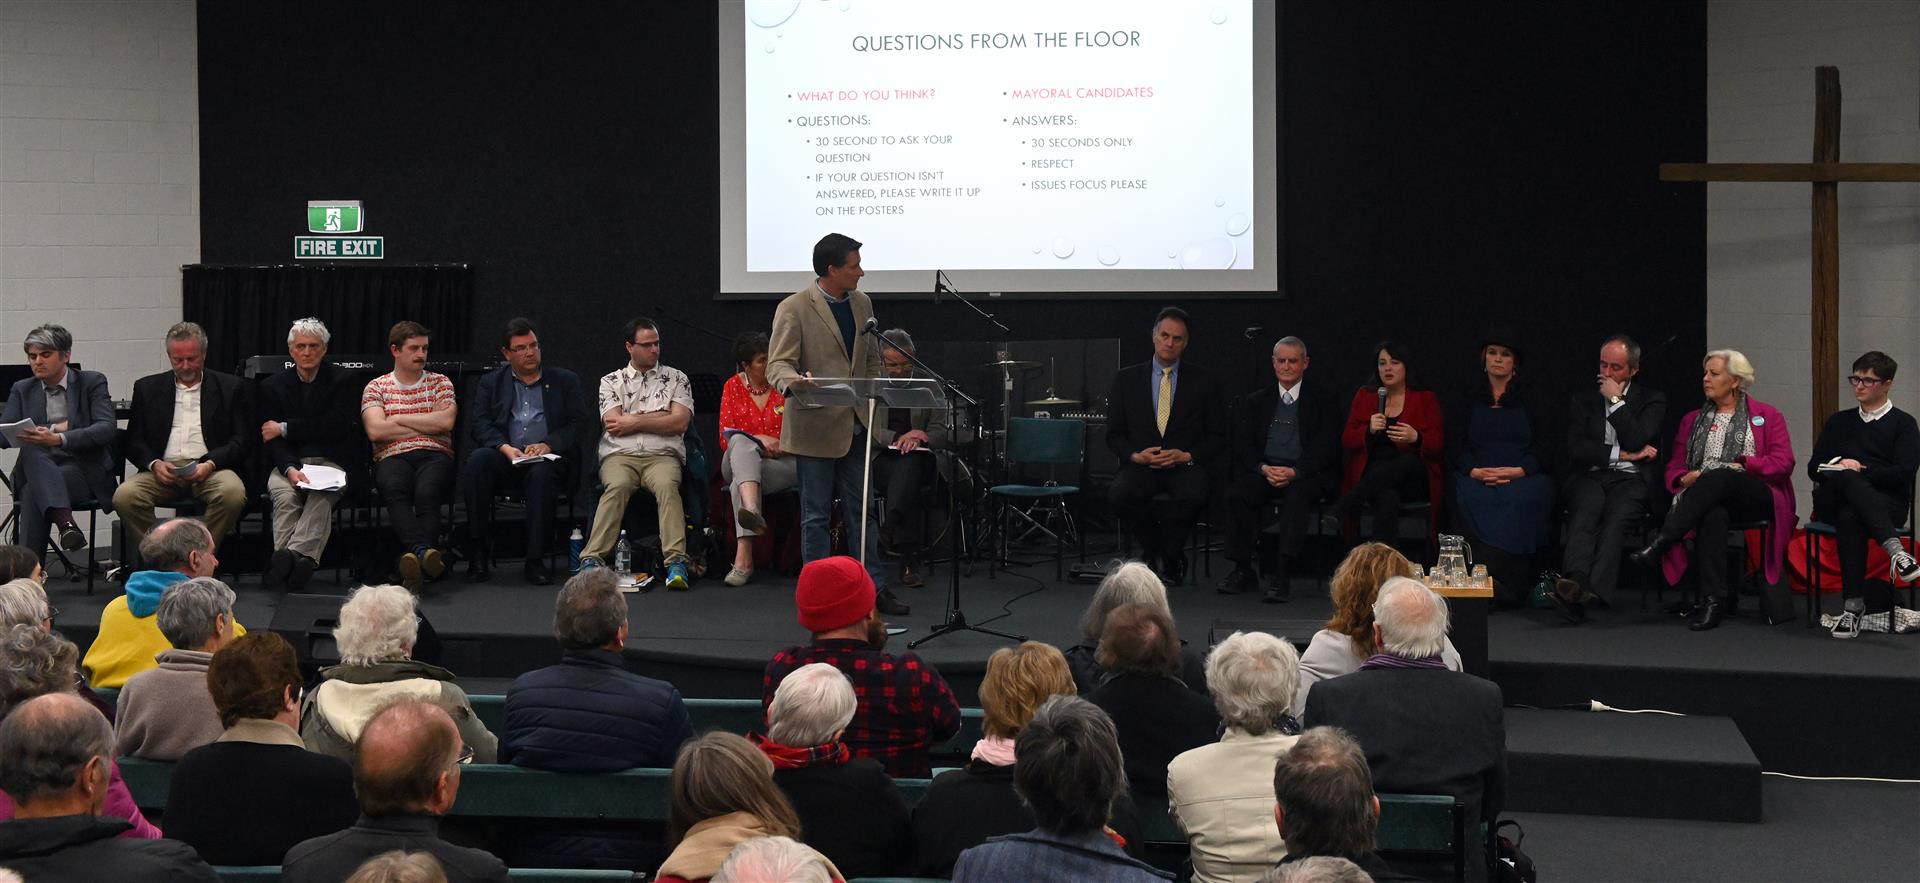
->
<box><xmin>1243</xmin><ymin>325</ymin><xmax>1265</xmax><ymax>340</ymax></box>
<box><xmin>863</xmin><ymin>317</ymin><xmax>881</xmax><ymax>335</ymax></box>
<box><xmin>933</xmin><ymin>270</ymin><xmax>945</xmax><ymax>304</ymax></box>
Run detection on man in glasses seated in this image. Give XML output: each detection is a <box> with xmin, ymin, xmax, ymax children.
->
<box><xmin>1809</xmin><ymin>351</ymin><xmax>1920</xmax><ymax>640</ymax></box>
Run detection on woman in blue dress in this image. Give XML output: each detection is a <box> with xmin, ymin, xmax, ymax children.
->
<box><xmin>1451</xmin><ymin>328</ymin><xmax>1555</xmax><ymax>607</ymax></box>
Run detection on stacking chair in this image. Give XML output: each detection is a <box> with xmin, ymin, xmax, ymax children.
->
<box><xmin>988</xmin><ymin>417</ymin><xmax>1085</xmax><ymax>580</ymax></box>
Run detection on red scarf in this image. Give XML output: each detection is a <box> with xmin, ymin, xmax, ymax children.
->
<box><xmin>750</xmin><ymin>732</ymin><xmax>851</xmax><ymax>770</ymax></box>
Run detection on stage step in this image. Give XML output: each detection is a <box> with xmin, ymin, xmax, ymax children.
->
<box><xmin>1505</xmin><ymin>708</ymin><xmax>1761</xmax><ymax>822</ymax></box>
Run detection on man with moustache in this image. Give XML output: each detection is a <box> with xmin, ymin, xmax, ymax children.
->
<box><xmin>362</xmin><ymin>321</ymin><xmax>459</xmax><ymax>591</ymax></box>
<box><xmin>258</xmin><ymin>318</ymin><xmax>360</xmax><ymax>592</ymax></box>
<box><xmin>1220</xmin><ymin>336</ymin><xmax>1342</xmax><ymax>603</ymax></box>
<box><xmin>760</xmin><ymin>556</ymin><xmax>961</xmax><ymax>778</ymax></box>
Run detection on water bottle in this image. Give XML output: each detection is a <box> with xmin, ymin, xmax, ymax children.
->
<box><xmin>613</xmin><ymin>530</ymin><xmax>632</xmax><ymax>579</ymax></box>
<box><xmin>568</xmin><ymin>528</ymin><xmax>585</xmax><ymax>571</ymax></box>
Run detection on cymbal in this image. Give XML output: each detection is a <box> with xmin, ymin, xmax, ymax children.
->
<box><xmin>1026</xmin><ymin>395</ymin><xmax>1082</xmax><ymax>406</ymax></box>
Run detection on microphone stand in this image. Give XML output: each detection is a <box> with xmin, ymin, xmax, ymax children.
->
<box><xmin>861</xmin><ymin>325</ymin><xmax>1025</xmax><ymax>647</ymax></box>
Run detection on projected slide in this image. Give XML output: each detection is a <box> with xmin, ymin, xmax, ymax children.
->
<box><xmin>740</xmin><ymin>0</ymin><xmax>1255</xmax><ymax>275</ymax></box>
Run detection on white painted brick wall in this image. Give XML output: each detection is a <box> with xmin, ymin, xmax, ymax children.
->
<box><xmin>1707</xmin><ymin>0</ymin><xmax>1920</xmax><ymax>512</ymax></box>
<box><xmin>0</xmin><ymin>0</ymin><xmax>198</xmax><ymax>524</ymax></box>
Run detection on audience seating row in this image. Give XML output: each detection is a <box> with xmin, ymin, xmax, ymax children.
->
<box><xmin>118</xmin><ymin>755</ymin><xmax>1468</xmax><ymax>874</ymax></box>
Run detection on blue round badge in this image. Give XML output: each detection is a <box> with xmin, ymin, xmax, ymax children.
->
<box><xmin>1751</xmin><ymin>416</ymin><xmax>1765</xmax><ymax>426</ymax></box>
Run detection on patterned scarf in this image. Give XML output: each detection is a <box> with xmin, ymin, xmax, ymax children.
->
<box><xmin>1685</xmin><ymin>392</ymin><xmax>1750</xmax><ymax>471</ymax></box>
<box><xmin>749</xmin><ymin>732</ymin><xmax>851</xmax><ymax>770</ymax></box>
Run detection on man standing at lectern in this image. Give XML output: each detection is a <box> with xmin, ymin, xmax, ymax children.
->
<box><xmin>766</xmin><ymin>233</ymin><xmax>908</xmax><ymax>616</ymax></box>
<box><xmin>1107</xmin><ymin>307</ymin><xmax>1226</xmax><ymax>586</ymax></box>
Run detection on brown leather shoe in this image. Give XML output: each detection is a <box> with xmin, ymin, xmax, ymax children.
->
<box><xmin>898</xmin><ymin>560</ymin><xmax>926</xmax><ymax>588</ymax></box>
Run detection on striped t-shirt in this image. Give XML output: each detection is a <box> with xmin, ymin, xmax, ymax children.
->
<box><xmin>362</xmin><ymin>371</ymin><xmax>456</xmax><ymax>461</ymax></box>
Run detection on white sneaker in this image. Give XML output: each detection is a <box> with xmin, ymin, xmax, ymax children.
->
<box><xmin>1831</xmin><ymin>610</ymin><xmax>1862</xmax><ymax>640</ymax></box>
<box><xmin>724</xmin><ymin>566</ymin><xmax>752</xmax><ymax>587</ymax></box>
<box><xmin>1891</xmin><ymin>550</ymin><xmax>1920</xmax><ymax>583</ymax></box>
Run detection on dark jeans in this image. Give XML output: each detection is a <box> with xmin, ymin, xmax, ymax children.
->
<box><xmin>1110</xmin><ymin>463</ymin><xmax>1209</xmax><ymax>563</ymax></box>
<box><xmin>1330</xmin><ymin>454</ymin><xmax>1426</xmax><ymax>544</ymax></box>
<box><xmin>462</xmin><ymin>448</ymin><xmax>560</xmax><ymax>560</ymax></box>
<box><xmin>871</xmin><ymin>450</ymin><xmax>936</xmax><ymax>556</ymax></box>
<box><xmin>1660</xmin><ymin>468</ymin><xmax>1771</xmax><ymax>601</ymax></box>
<box><xmin>1561</xmin><ymin>468</ymin><xmax>1649</xmax><ymax>598</ymax></box>
<box><xmin>1812</xmin><ymin>470</ymin><xmax>1906</xmax><ymax>601</ymax></box>
<box><xmin>1225</xmin><ymin>468</ymin><xmax>1330</xmax><ymax>573</ymax></box>
<box><xmin>795</xmin><ymin>426</ymin><xmax>887</xmax><ymax>591</ymax></box>
<box><xmin>375</xmin><ymin>449</ymin><xmax>453</xmax><ymax>550</ymax></box>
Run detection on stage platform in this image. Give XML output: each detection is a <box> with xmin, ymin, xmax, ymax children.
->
<box><xmin>48</xmin><ymin>547</ymin><xmax>1920</xmax><ymax>787</ymax></box>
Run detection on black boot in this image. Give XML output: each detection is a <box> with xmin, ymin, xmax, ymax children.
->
<box><xmin>1627</xmin><ymin>535</ymin><xmax>1675</xmax><ymax>567</ymax></box>
<box><xmin>1688</xmin><ymin>594</ymin><xmax>1732</xmax><ymax>631</ymax></box>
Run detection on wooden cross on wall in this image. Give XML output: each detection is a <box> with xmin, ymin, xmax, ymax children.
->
<box><xmin>1660</xmin><ymin>66</ymin><xmax>1920</xmax><ymax>424</ymax></box>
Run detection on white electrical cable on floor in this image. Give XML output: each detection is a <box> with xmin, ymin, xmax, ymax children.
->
<box><xmin>1763</xmin><ymin>771</ymin><xmax>1920</xmax><ymax>784</ymax></box>
<box><xmin>1588</xmin><ymin>700</ymin><xmax>1685</xmax><ymax>716</ymax></box>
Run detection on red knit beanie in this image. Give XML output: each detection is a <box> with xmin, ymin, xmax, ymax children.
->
<box><xmin>795</xmin><ymin>556</ymin><xmax>876</xmax><ymax>633</ymax></box>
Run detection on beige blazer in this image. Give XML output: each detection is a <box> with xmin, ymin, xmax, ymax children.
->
<box><xmin>766</xmin><ymin>282</ymin><xmax>887</xmax><ymax>459</ymax></box>
<box><xmin>1167</xmin><ymin>728</ymin><xmax>1301</xmax><ymax>883</ymax></box>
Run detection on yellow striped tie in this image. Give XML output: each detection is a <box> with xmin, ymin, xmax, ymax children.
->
<box><xmin>1156</xmin><ymin>371</ymin><xmax>1172</xmax><ymax>435</ymax></box>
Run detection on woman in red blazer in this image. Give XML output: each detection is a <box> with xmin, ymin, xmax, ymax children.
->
<box><xmin>1332</xmin><ymin>341</ymin><xmax>1446</xmax><ymax>546</ymax></box>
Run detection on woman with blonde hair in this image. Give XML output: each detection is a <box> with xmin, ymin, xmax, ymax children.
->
<box><xmin>657</xmin><ymin>731</ymin><xmax>842</xmax><ymax>883</ymax></box>
<box><xmin>1293</xmin><ymin>543</ymin><xmax>1461</xmax><ymax>716</ymax></box>
<box><xmin>1631</xmin><ymin>349</ymin><xmax>1796</xmax><ymax>631</ymax></box>
<box><xmin>911</xmin><ymin>641</ymin><xmax>1141</xmax><ymax>876</ymax></box>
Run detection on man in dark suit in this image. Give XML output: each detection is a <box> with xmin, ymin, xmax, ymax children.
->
<box><xmin>462</xmin><ymin>318</ymin><xmax>589</xmax><ymax>586</ymax></box>
<box><xmin>1221</xmin><ymin>336</ymin><xmax>1342</xmax><ymax>602</ymax></box>
<box><xmin>1106</xmin><ymin>307</ymin><xmax>1226</xmax><ymax>585</ymax></box>
<box><xmin>1</xmin><ymin>324</ymin><xmax>117</xmax><ymax>561</ymax></box>
<box><xmin>113</xmin><ymin>322</ymin><xmax>254</xmax><ymax>554</ymax></box>
<box><xmin>1304</xmin><ymin>576</ymin><xmax>1505</xmax><ymax>882</ymax></box>
<box><xmin>258</xmin><ymin>318</ymin><xmax>362</xmax><ymax>592</ymax></box>
<box><xmin>1554</xmin><ymin>334</ymin><xmax>1666</xmax><ymax>621</ymax></box>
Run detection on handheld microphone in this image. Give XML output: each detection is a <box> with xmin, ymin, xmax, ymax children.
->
<box><xmin>1377</xmin><ymin>386</ymin><xmax>1389</xmax><ymax>416</ymax></box>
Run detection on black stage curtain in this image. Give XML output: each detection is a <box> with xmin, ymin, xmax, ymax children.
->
<box><xmin>183</xmin><ymin>264</ymin><xmax>473</xmax><ymax>374</ymax></box>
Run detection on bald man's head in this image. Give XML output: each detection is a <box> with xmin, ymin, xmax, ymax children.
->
<box><xmin>0</xmin><ymin>692</ymin><xmax>112</xmax><ymax>811</ymax></box>
<box><xmin>139</xmin><ymin>517</ymin><xmax>216</xmax><ymax>576</ymax></box>
<box><xmin>353</xmin><ymin>699</ymin><xmax>461</xmax><ymax>816</ymax></box>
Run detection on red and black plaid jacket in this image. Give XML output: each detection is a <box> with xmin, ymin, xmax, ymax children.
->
<box><xmin>762</xmin><ymin>638</ymin><xmax>962</xmax><ymax>778</ymax></box>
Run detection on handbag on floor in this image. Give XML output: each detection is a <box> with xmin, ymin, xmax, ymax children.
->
<box><xmin>1493</xmin><ymin>819</ymin><xmax>1538</xmax><ymax>883</ymax></box>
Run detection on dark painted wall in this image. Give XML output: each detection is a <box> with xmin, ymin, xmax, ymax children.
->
<box><xmin>197</xmin><ymin>1</ymin><xmax>1705</xmax><ymax>420</ymax></box>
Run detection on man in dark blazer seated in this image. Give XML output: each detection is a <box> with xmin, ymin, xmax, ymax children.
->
<box><xmin>1106</xmin><ymin>306</ymin><xmax>1226</xmax><ymax>586</ymax></box>
<box><xmin>1553</xmin><ymin>334</ymin><xmax>1666</xmax><ymax>622</ymax></box>
<box><xmin>1220</xmin><ymin>335</ymin><xmax>1342</xmax><ymax>602</ymax></box>
<box><xmin>114</xmin><ymin>321</ymin><xmax>254</xmax><ymax>555</ymax></box>
<box><xmin>461</xmin><ymin>317</ymin><xmax>589</xmax><ymax>586</ymax></box>
<box><xmin>1304</xmin><ymin>576</ymin><xmax>1505</xmax><ymax>883</ymax></box>
<box><xmin>1</xmin><ymin>324</ymin><xmax>117</xmax><ymax>561</ymax></box>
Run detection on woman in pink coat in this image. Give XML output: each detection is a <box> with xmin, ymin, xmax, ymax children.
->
<box><xmin>1631</xmin><ymin>350</ymin><xmax>1796</xmax><ymax>631</ymax></box>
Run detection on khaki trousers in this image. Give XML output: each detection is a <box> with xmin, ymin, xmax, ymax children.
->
<box><xmin>113</xmin><ymin>467</ymin><xmax>246</xmax><ymax>550</ymax></box>
<box><xmin>586</xmin><ymin>452</ymin><xmax>686</xmax><ymax>563</ymax></box>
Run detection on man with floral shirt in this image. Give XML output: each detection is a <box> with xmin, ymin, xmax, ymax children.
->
<box><xmin>583</xmin><ymin>318</ymin><xmax>694</xmax><ymax>590</ymax></box>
